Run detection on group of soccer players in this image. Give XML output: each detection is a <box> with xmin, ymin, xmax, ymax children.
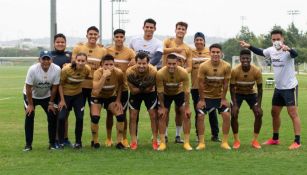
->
<box><xmin>23</xmin><ymin>18</ymin><xmax>301</xmax><ymax>152</ymax></box>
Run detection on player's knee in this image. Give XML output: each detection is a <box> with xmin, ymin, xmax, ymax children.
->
<box><xmin>116</xmin><ymin>114</ymin><xmax>125</xmax><ymax>122</ymax></box>
<box><xmin>91</xmin><ymin>115</ymin><xmax>100</xmax><ymax>124</ymax></box>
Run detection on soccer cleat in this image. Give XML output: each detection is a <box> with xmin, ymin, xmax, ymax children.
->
<box><xmin>63</xmin><ymin>138</ymin><xmax>72</xmax><ymax>147</ymax></box>
<box><xmin>152</xmin><ymin>140</ymin><xmax>159</xmax><ymax>150</ymax></box>
<box><xmin>158</xmin><ymin>143</ymin><xmax>167</xmax><ymax>151</ymax></box>
<box><xmin>251</xmin><ymin>140</ymin><xmax>261</xmax><ymax>149</ymax></box>
<box><xmin>23</xmin><ymin>145</ymin><xmax>32</xmax><ymax>152</ymax></box>
<box><xmin>73</xmin><ymin>143</ymin><xmax>82</xmax><ymax>149</ymax></box>
<box><xmin>196</xmin><ymin>143</ymin><xmax>206</xmax><ymax>150</ymax></box>
<box><xmin>288</xmin><ymin>142</ymin><xmax>301</xmax><ymax>150</ymax></box>
<box><xmin>91</xmin><ymin>142</ymin><xmax>100</xmax><ymax>149</ymax></box>
<box><xmin>221</xmin><ymin>142</ymin><xmax>231</xmax><ymax>150</ymax></box>
<box><xmin>262</xmin><ymin>138</ymin><xmax>280</xmax><ymax>145</ymax></box>
<box><xmin>122</xmin><ymin>139</ymin><xmax>130</xmax><ymax>148</ymax></box>
<box><xmin>183</xmin><ymin>143</ymin><xmax>193</xmax><ymax>151</ymax></box>
<box><xmin>115</xmin><ymin>142</ymin><xmax>126</xmax><ymax>150</ymax></box>
<box><xmin>211</xmin><ymin>136</ymin><xmax>222</xmax><ymax>142</ymax></box>
<box><xmin>233</xmin><ymin>140</ymin><xmax>241</xmax><ymax>149</ymax></box>
<box><xmin>165</xmin><ymin>136</ymin><xmax>168</xmax><ymax>143</ymax></box>
<box><xmin>48</xmin><ymin>144</ymin><xmax>58</xmax><ymax>150</ymax></box>
<box><xmin>130</xmin><ymin>142</ymin><xmax>138</xmax><ymax>150</ymax></box>
<box><xmin>175</xmin><ymin>136</ymin><xmax>184</xmax><ymax>144</ymax></box>
<box><xmin>105</xmin><ymin>139</ymin><xmax>113</xmax><ymax>147</ymax></box>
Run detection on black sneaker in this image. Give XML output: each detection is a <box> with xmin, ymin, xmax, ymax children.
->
<box><xmin>49</xmin><ymin>144</ymin><xmax>58</xmax><ymax>150</ymax></box>
<box><xmin>23</xmin><ymin>145</ymin><xmax>32</xmax><ymax>152</ymax></box>
<box><xmin>165</xmin><ymin>136</ymin><xmax>168</xmax><ymax>143</ymax></box>
<box><xmin>93</xmin><ymin>142</ymin><xmax>100</xmax><ymax>149</ymax></box>
<box><xmin>175</xmin><ymin>136</ymin><xmax>184</xmax><ymax>144</ymax></box>
<box><xmin>115</xmin><ymin>142</ymin><xmax>125</xmax><ymax>149</ymax></box>
<box><xmin>73</xmin><ymin>143</ymin><xmax>82</xmax><ymax>149</ymax></box>
<box><xmin>63</xmin><ymin>138</ymin><xmax>72</xmax><ymax>147</ymax></box>
<box><xmin>211</xmin><ymin>136</ymin><xmax>222</xmax><ymax>142</ymax></box>
<box><xmin>58</xmin><ymin>143</ymin><xmax>65</xmax><ymax>149</ymax></box>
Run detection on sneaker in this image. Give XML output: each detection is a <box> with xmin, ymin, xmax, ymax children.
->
<box><xmin>221</xmin><ymin>142</ymin><xmax>231</xmax><ymax>150</ymax></box>
<box><xmin>251</xmin><ymin>140</ymin><xmax>261</xmax><ymax>149</ymax></box>
<box><xmin>262</xmin><ymin>138</ymin><xmax>280</xmax><ymax>145</ymax></box>
<box><xmin>73</xmin><ymin>143</ymin><xmax>82</xmax><ymax>149</ymax></box>
<box><xmin>130</xmin><ymin>142</ymin><xmax>138</xmax><ymax>150</ymax></box>
<box><xmin>183</xmin><ymin>142</ymin><xmax>193</xmax><ymax>151</ymax></box>
<box><xmin>122</xmin><ymin>139</ymin><xmax>130</xmax><ymax>148</ymax></box>
<box><xmin>92</xmin><ymin>142</ymin><xmax>100</xmax><ymax>149</ymax></box>
<box><xmin>288</xmin><ymin>142</ymin><xmax>301</xmax><ymax>150</ymax></box>
<box><xmin>23</xmin><ymin>145</ymin><xmax>32</xmax><ymax>152</ymax></box>
<box><xmin>116</xmin><ymin>142</ymin><xmax>126</xmax><ymax>150</ymax></box>
<box><xmin>211</xmin><ymin>136</ymin><xmax>222</xmax><ymax>142</ymax></box>
<box><xmin>158</xmin><ymin>143</ymin><xmax>167</xmax><ymax>151</ymax></box>
<box><xmin>63</xmin><ymin>138</ymin><xmax>72</xmax><ymax>147</ymax></box>
<box><xmin>233</xmin><ymin>140</ymin><xmax>241</xmax><ymax>149</ymax></box>
<box><xmin>175</xmin><ymin>136</ymin><xmax>184</xmax><ymax>144</ymax></box>
<box><xmin>49</xmin><ymin>144</ymin><xmax>58</xmax><ymax>150</ymax></box>
<box><xmin>58</xmin><ymin>143</ymin><xmax>64</xmax><ymax>149</ymax></box>
<box><xmin>152</xmin><ymin>140</ymin><xmax>159</xmax><ymax>150</ymax></box>
<box><xmin>105</xmin><ymin>139</ymin><xmax>113</xmax><ymax>147</ymax></box>
<box><xmin>196</xmin><ymin>143</ymin><xmax>206</xmax><ymax>150</ymax></box>
<box><xmin>165</xmin><ymin>136</ymin><xmax>168</xmax><ymax>143</ymax></box>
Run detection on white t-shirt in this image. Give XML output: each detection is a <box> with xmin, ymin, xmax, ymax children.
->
<box><xmin>263</xmin><ymin>47</ymin><xmax>298</xmax><ymax>89</ymax></box>
<box><xmin>129</xmin><ymin>36</ymin><xmax>163</xmax><ymax>59</ymax></box>
<box><xmin>23</xmin><ymin>63</ymin><xmax>61</xmax><ymax>99</ymax></box>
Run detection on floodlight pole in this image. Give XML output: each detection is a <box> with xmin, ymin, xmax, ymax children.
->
<box><xmin>50</xmin><ymin>0</ymin><xmax>57</xmax><ymax>50</ymax></box>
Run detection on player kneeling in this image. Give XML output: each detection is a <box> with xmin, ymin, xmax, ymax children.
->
<box><xmin>91</xmin><ymin>54</ymin><xmax>126</xmax><ymax>149</ymax></box>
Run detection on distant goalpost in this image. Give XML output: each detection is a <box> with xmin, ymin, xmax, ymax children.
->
<box><xmin>0</xmin><ymin>57</ymin><xmax>38</xmax><ymax>66</ymax></box>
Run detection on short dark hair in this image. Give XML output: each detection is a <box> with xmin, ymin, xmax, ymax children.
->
<box><xmin>176</xmin><ymin>21</ymin><xmax>188</xmax><ymax>29</ymax></box>
<box><xmin>102</xmin><ymin>54</ymin><xmax>114</xmax><ymax>62</ymax></box>
<box><xmin>209</xmin><ymin>43</ymin><xmax>222</xmax><ymax>51</ymax></box>
<box><xmin>270</xmin><ymin>29</ymin><xmax>283</xmax><ymax>36</ymax></box>
<box><xmin>54</xmin><ymin>33</ymin><xmax>66</xmax><ymax>42</ymax></box>
<box><xmin>114</xmin><ymin>29</ymin><xmax>125</xmax><ymax>36</ymax></box>
<box><xmin>167</xmin><ymin>53</ymin><xmax>178</xmax><ymax>60</ymax></box>
<box><xmin>240</xmin><ymin>49</ymin><xmax>251</xmax><ymax>56</ymax></box>
<box><xmin>135</xmin><ymin>52</ymin><xmax>149</xmax><ymax>62</ymax></box>
<box><xmin>87</xmin><ymin>26</ymin><xmax>99</xmax><ymax>33</ymax></box>
<box><xmin>143</xmin><ymin>18</ymin><xmax>156</xmax><ymax>27</ymax></box>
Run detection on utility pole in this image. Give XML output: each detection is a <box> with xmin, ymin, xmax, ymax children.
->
<box><xmin>50</xmin><ymin>0</ymin><xmax>57</xmax><ymax>50</ymax></box>
<box><xmin>99</xmin><ymin>0</ymin><xmax>102</xmax><ymax>44</ymax></box>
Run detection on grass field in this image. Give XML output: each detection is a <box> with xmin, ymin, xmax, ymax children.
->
<box><xmin>0</xmin><ymin>65</ymin><xmax>306</xmax><ymax>175</ymax></box>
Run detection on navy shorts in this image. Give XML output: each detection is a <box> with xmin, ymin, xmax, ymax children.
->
<box><xmin>198</xmin><ymin>98</ymin><xmax>229</xmax><ymax>114</ymax></box>
<box><xmin>129</xmin><ymin>91</ymin><xmax>157</xmax><ymax>110</ymax></box>
<box><xmin>272</xmin><ymin>86</ymin><xmax>298</xmax><ymax>106</ymax></box>
<box><xmin>164</xmin><ymin>92</ymin><xmax>185</xmax><ymax>109</ymax></box>
<box><xmin>91</xmin><ymin>96</ymin><xmax>116</xmax><ymax>109</ymax></box>
<box><xmin>235</xmin><ymin>93</ymin><xmax>258</xmax><ymax>109</ymax></box>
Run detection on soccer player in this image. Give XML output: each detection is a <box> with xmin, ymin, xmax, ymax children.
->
<box><xmin>126</xmin><ymin>52</ymin><xmax>158</xmax><ymax>150</ymax></box>
<box><xmin>51</xmin><ymin>33</ymin><xmax>72</xmax><ymax>147</ymax></box>
<box><xmin>129</xmin><ymin>18</ymin><xmax>163</xmax><ymax>69</ymax></box>
<box><xmin>91</xmin><ymin>54</ymin><xmax>126</xmax><ymax>149</ymax></box>
<box><xmin>240</xmin><ymin>29</ymin><xmax>301</xmax><ymax>149</ymax></box>
<box><xmin>72</xmin><ymin>26</ymin><xmax>107</xmax><ymax>122</ymax></box>
<box><xmin>105</xmin><ymin>29</ymin><xmax>135</xmax><ymax>148</ymax></box>
<box><xmin>162</xmin><ymin>21</ymin><xmax>192</xmax><ymax>143</ymax></box>
<box><xmin>191</xmin><ymin>32</ymin><xmax>220</xmax><ymax>142</ymax></box>
<box><xmin>23</xmin><ymin>50</ymin><xmax>61</xmax><ymax>151</ymax></box>
<box><xmin>230</xmin><ymin>49</ymin><xmax>263</xmax><ymax>149</ymax></box>
<box><xmin>58</xmin><ymin>53</ymin><xmax>91</xmax><ymax>149</ymax></box>
<box><xmin>156</xmin><ymin>53</ymin><xmax>191</xmax><ymax>151</ymax></box>
<box><xmin>197</xmin><ymin>44</ymin><xmax>232</xmax><ymax>150</ymax></box>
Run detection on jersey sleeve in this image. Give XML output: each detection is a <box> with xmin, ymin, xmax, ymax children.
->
<box><xmin>25</xmin><ymin>66</ymin><xmax>35</xmax><ymax>85</ymax></box>
<box><xmin>230</xmin><ymin>69</ymin><xmax>236</xmax><ymax>85</ymax></box>
<box><xmin>255</xmin><ymin>68</ymin><xmax>263</xmax><ymax>84</ymax></box>
<box><xmin>225</xmin><ymin>64</ymin><xmax>231</xmax><ymax>79</ymax></box>
<box><xmin>182</xmin><ymin>71</ymin><xmax>190</xmax><ymax>93</ymax></box>
<box><xmin>156</xmin><ymin>71</ymin><xmax>164</xmax><ymax>93</ymax></box>
<box><xmin>60</xmin><ymin>68</ymin><xmax>68</xmax><ymax>85</ymax></box>
<box><xmin>197</xmin><ymin>63</ymin><xmax>206</xmax><ymax>79</ymax></box>
<box><xmin>53</xmin><ymin>67</ymin><xmax>61</xmax><ymax>85</ymax></box>
<box><xmin>262</xmin><ymin>48</ymin><xmax>271</xmax><ymax>58</ymax></box>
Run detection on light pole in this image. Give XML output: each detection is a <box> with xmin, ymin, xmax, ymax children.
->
<box><xmin>50</xmin><ymin>0</ymin><xmax>57</xmax><ymax>50</ymax></box>
<box><xmin>99</xmin><ymin>0</ymin><xmax>102</xmax><ymax>44</ymax></box>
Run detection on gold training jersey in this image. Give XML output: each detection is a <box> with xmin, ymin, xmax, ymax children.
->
<box><xmin>162</xmin><ymin>38</ymin><xmax>192</xmax><ymax>72</ymax></box>
<box><xmin>156</xmin><ymin>66</ymin><xmax>189</xmax><ymax>96</ymax></box>
<box><xmin>60</xmin><ymin>64</ymin><xmax>91</xmax><ymax>96</ymax></box>
<box><xmin>92</xmin><ymin>67</ymin><xmax>124</xmax><ymax>98</ymax></box>
<box><xmin>230</xmin><ymin>64</ymin><xmax>262</xmax><ymax>94</ymax></box>
<box><xmin>126</xmin><ymin>64</ymin><xmax>157</xmax><ymax>92</ymax></box>
<box><xmin>191</xmin><ymin>47</ymin><xmax>210</xmax><ymax>89</ymax></box>
<box><xmin>107</xmin><ymin>45</ymin><xmax>135</xmax><ymax>91</ymax></box>
<box><xmin>72</xmin><ymin>42</ymin><xmax>107</xmax><ymax>88</ymax></box>
<box><xmin>198</xmin><ymin>59</ymin><xmax>231</xmax><ymax>99</ymax></box>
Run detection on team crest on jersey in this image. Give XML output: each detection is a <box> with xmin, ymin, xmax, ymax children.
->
<box><xmin>94</xmin><ymin>99</ymin><xmax>98</xmax><ymax>103</ymax></box>
<box><xmin>244</xmin><ymin>74</ymin><xmax>248</xmax><ymax>78</ymax></box>
<box><xmin>66</xmin><ymin>53</ymin><xmax>70</xmax><ymax>58</ymax></box>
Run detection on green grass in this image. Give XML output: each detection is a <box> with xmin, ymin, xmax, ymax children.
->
<box><xmin>0</xmin><ymin>65</ymin><xmax>306</xmax><ymax>175</ymax></box>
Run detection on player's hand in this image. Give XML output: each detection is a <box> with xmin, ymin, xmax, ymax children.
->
<box><xmin>253</xmin><ymin>104</ymin><xmax>263</xmax><ymax>117</ymax></box>
<box><xmin>26</xmin><ymin>104</ymin><xmax>34</xmax><ymax>117</ymax></box>
<box><xmin>114</xmin><ymin>101</ymin><xmax>123</xmax><ymax>113</ymax></box>
<box><xmin>144</xmin><ymin>86</ymin><xmax>154</xmax><ymax>93</ymax></box>
<box><xmin>48</xmin><ymin>103</ymin><xmax>56</xmax><ymax>115</ymax></box>
<box><xmin>102</xmin><ymin>69</ymin><xmax>112</xmax><ymax>78</ymax></box>
<box><xmin>231</xmin><ymin>104</ymin><xmax>239</xmax><ymax>117</ymax></box>
<box><xmin>281</xmin><ymin>44</ymin><xmax>290</xmax><ymax>51</ymax></box>
<box><xmin>58</xmin><ymin>100</ymin><xmax>66</xmax><ymax>111</ymax></box>
<box><xmin>158</xmin><ymin>107</ymin><xmax>167</xmax><ymax>118</ymax></box>
<box><xmin>221</xmin><ymin>98</ymin><xmax>229</xmax><ymax>108</ymax></box>
<box><xmin>184</xmin><ymin>106</ymin><xmax>191</xmax><ymax>119</ymax></box>
<box><xmin>196</xmin><ymin>99</ymin><xmax>205</xmax><ymax>110</ymax></box>
<box><xmin>239</xmin><ymin>40</ymin><xmax>251</xmax><ymax>48</ymax></box>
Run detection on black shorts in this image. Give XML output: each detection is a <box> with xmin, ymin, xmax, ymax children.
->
<box><xmin>63</xmin><ymin>93</ymin><xmax>84</xmax><ymax>112</ymax></box>
<box><xmin>235</xmin><ymin>93</ymin><xmax>258</xmax><ymax>109</ymax></box>
<box><xmin>198</xmin><ymin>98</ymin><xmax>229</xmax><ymax>114</ymax></box>
<box><xmin>91</xmin><ymin>96</ymin><xmax>116</xmax><ymax>109</ymax></box>
<box><xmin>164</xmin><ymin>92</ymin><xmax>185</xmax><ymax>109</ymax></box>
<box><xmin>121</xmin><ymin>91</ymin><xmax>129</xmax><ymax>110</ymax></box>
<box><xmin>272</xmin><ymin>86</ymin><xmax>298</xmax><ymax>106</ymax></box>
<box><xmin>191</xmin><ymin>89</ymin><xmax>199</xmax><ymax>104</ymax></box>
<box><xmin>129</xmin><ymin>91</ymin><xmax>157</xmax><ymax>110</ymax></box>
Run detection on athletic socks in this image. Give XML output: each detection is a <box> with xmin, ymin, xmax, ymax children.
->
<box><xmin>176</xmin><ymin>126</ymin><xmax>182</xmax><ymax>137</ymax></box>
<box><xmin>273</xmin><ymin>133</ymin><xmax>279</xmax><ymax>140</ymax></box>
<box><xmin>295</xmin><ymin>135</ymin><xmax>301</xmax><ymax>144</ymax></box>
<box><xmin>91</xmin><ymin>123</ymin><xmax>99</xmax><ymax>143</ymax></box>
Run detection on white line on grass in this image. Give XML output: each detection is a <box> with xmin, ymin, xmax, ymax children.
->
<box><xmin>0</xmin><ymin>97</ymin><xmax>12</xmax><ymax>101</ymax></box>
